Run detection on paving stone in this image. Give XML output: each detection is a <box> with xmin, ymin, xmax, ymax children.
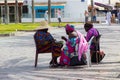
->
<box><xmin>0</xmin><ymin>24</ymin><xmax>120</xmax><ymax>80</ymax></box>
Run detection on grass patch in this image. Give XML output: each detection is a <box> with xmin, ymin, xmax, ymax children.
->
<box><xmin>0</xmin><ymin>22</ymin><xmax>81</xmax><ymax>34</ymax></box>
<box><xmin>0</xmin><ymin>23</ymin><xmax>40</xmax><ymax>34</ymax></box>
<box><xmin>49</xmin><ymin>22</ymin><xmax>81</xmax><ymax>27</ymax></box>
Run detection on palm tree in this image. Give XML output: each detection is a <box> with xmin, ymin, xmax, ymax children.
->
<box><xmin>91</xmin><ymin>0</ymin><xmax>94</xmax><ymax>22</ymax></box>
<box><xmin>32</xmin><ymin>0</ymin><xmax>34</xmax><ymax>23</ymax></box>
<box><xmin>15</xmin><ymin>0</ymin><xmax>19</xmax><ymax>23</ymax></box>
<box><xmin>48</xmin><ymin>0</ymin><xmax>51</xmax><ymax>23</ymax></box>
<box><xmin>4</xmin><ymin>0</ymin><xmax>8</xmax><ymax>24</ymax></box>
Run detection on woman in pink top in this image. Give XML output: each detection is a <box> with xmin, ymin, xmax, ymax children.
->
<box><xmin>59</xmin><ymin>24</ymin><xmax>88</xmax><ymax>66</ymax></box>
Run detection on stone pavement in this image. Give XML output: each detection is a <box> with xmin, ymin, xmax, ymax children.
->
<box><xmin>0</xmin><ymin>23</ymin><xmax>120</xmax><ymax>80</ymax></box>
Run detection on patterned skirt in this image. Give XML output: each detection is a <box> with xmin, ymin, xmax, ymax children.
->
<box><xmin>36</xmin><ymin>40</ymin><xmax>63</xmax><ymax>57</ymax></box>
<box><xmin>52</xmin><ymin>41</ymin><xmax>63</xmax><ymax>57</ymax></box>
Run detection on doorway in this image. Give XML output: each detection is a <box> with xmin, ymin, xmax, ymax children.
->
<box><xmin>9</xmin><ymin>6</ymin><xmax>15</xmax><ymax>23</ymax></box>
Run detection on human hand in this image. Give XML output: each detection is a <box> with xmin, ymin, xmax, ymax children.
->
<box><xmin>61</xmin><ymin>36</ymin><xmax>67</xmax><ymax>41</ymax></box>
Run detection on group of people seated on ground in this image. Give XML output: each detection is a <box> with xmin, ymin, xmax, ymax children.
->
<box><xmin>34</xmin><ymin>22</ymin><xmax>105</xmax><ymax>67</ymax></box>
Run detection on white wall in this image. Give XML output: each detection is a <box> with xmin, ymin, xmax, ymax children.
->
<box><xmin>22</xmin><ymin>17</ymin><xmax>84</xmax><ymax>22</ymax></box>
<box><xmin>22</xmin><ymin>0</ymin><xmax>88</xmax><ymax>22</ymax></box>
<box><xmin>64</xmin><ymin>0</ymin><xmax>87</xmax><ymax>21</ymax></box>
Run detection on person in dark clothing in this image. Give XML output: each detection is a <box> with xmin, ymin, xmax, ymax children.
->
<box><xmin>84</xmin><ymin>22</ymin><xmax>105</xmax><ymax>63</ymax></box>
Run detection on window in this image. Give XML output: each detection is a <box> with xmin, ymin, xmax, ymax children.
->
<box><xmin>81</xmin><ymin>0</ymin><xmax>85</xmax><ymax>2</ymax></box>
<box><xmin>35</xmin><ymin>9</ymin><xmax>46</xmax><ymax>18</ymax></box>
<box><xmin>22</xmin><ymin>5</ymin><xmax>28</xmax><ymax>13</ymax></box>
<box><xmin>37</xmin><ymin>9</ymin><xmax>45</xmax><ymax>13</ymax></box>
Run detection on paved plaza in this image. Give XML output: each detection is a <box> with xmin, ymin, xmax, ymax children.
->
<box><xmin>0</xmin><ymin>23</ymin><xmax>120</xmax><ymax>80</ymax></box>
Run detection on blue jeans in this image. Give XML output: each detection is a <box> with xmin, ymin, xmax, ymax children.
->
<box><xmin>92</xmin><ymin>16</ymin><xmax>96</xmax><ymax>22</ymax></box>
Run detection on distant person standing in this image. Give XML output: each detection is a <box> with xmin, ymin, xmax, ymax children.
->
<box><xmin>92</xmin><ymin>9</ymin><xmax>97</xmax><ymax>22</ymax></box>
<box><xmin>117</xmin><ymin>10</ymin><xmax>120</xmax><ymax>24</ymax></box>
<box><xmin>84</xmin><ymin>10</ymin><xmax>89</xmax><ymax>23</ymax></box>
<box><xmin>57</xmin><ymin>9</ymin><xmax>62</xmax><ymax>27</ymax></box>
<box><xmin>111</xmin><ymin>14</ymin><xmax>116</xmax><ymax>23</ymax></box>
<box><xmin>106</xmin><ymin>10</ymin><xmax>112</xmax><ymax>25</ymax></box>
<box><xmin>44</xmin><ymin>10</ymin><xmax>48</xmax><ymax>22</ymax></box>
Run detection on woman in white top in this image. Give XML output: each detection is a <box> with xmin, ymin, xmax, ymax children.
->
<box><xmin>57</xmin><ymin>9</ymin><xmax>62</xmax><ymax>27</ymax></box>
<box><xmin>106</xmin><ymin>10</ymin><xmax>112</xmax><ymax>25</ymax></box>
<box><xmin>44</xmin><ymin>11</ymin><xmax>48</xmax><ymax>21</ymax></box>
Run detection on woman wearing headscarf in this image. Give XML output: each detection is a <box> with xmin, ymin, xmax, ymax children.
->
<box><xmin>34</xmin><ymin>28</ymin><xmax>63</xmax><ymax>67</ymax></box>
<box><xmin>84</xmin><ymin>22</ymin><xmax>105</xmax><ymax>63</ymax></box>
<box><xmin>59</xmin><ymin>24</ymin><xmax>88</xmax><ymax>66</ymax></box>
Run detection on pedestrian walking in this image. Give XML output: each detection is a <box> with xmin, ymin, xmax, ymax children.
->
<box><xmin>106</xmin><ymin>10</ymin><xmax>112</xmax><ymax>25</ymax></box>
<box><xmin>44</xmin><ymin>10</ymin><xmax>48</xmax><ymax>22</ymax></box>
<box><xmin>57</xmin><ymin>9</ymin><xmax>62</xmax><ymax>27</ymax></box>
<box><xmin>117</xmin><ymin>9</ymin><xmax>120</xmax><ymax>24</ymax></box>
<box><xmin>111</xmin><ymin>14</ymin><xmax>116</xmax><ymax>23</ymax></box>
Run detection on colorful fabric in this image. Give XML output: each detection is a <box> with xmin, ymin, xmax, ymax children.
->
<box><xmin>85</xmin><ymin>27</ymin><xmax>105</xmax><ymax>63</ymax></box>
<box><xmin>34</xmin><ymin>31</ymin><xmax>63</xmax><ymax>57</ymax></box>
<box><xmin>60</xmin><ymin>37</ymin><xmax>78</xmax><ymax>65</ymax></box>
<box><xmin>34</xmin><ymin>31</ymin><xmax>54</xmax><ymax>53</ymax></box>
<box><xmin>52</xmin><ymin>41</ymin><xmax>63</xmax><ymax>57</ymax></box>
<box><xmin>65</xmin><ymin>24</ymin><xmax>75</xmax><ymax>32</ymax></box>
<box><xmin>85</xmin><ymin>27</ymin><xmax>99</xmax><ymax>50</ymax></box>
<box><xmin>85</xmin><ymin>28</ymin><xmax>99</xmax><ymax>42</ymax></box>
<box><xmin>76</xmin><ymin>31</ymin><xmax>88</xmax><ymax>61</ymax></box>
<box><xmin>59</xmin><ymin>31</ymin><xmax>88</xmax><ymax>65</ymax></box>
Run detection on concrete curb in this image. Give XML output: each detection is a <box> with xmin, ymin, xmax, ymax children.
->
<box><xmin>0</xmin><ymin>33</ymin><xmax>15</xmax><ymax>37</ymax></box>
<box><xmin>0</xmin><ymin>30</ymin><xmax>36</xmax><ymax>37</ymax></box>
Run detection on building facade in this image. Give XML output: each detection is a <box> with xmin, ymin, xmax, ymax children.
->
<box><xmin>0</xmin><ymin>0</ymin><xmax>23</xmax><ymax>23</ymax></box>
<box><xmin>22</xmin><ymin>0</ymin><xmax>88</xmax><ymax>22</ymax></box>
<box><xmin>0</xmin><ymin>0</ymin><xmax>119</xmax><ymax>23</ymax></box>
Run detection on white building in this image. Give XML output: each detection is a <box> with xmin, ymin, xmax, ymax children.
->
<box><xmin>22</xmin><ymin>0</ymin><xmax>88</xmax><ymax>22</ymax></box>
<box><xmin>22</xmin><ymin>0</ymin><xmax>120</xmax><ymax>22</ymax></box>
